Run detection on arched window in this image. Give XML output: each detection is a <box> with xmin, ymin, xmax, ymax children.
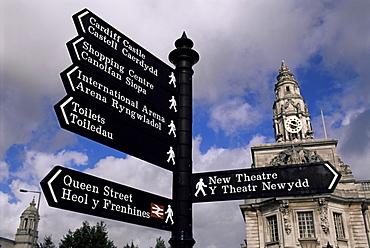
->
<box><xmin>29</xmin><ymin>218</ymin><xmax>35</xmax><ymax>233</ymax></box>
<box><xmin>23</xmin><ymin>218</ymin><xmax>28</xmax><ymax>229</ymax></box>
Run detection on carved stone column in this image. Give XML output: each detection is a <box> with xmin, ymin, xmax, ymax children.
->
<box><xmin>280</xmin><ymin>200</ymin><xmax>292</xmax><ymax>235</ymax></box>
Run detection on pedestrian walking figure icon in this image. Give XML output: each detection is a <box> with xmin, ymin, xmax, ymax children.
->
<box><xmin>169</xmin><ymin>96</ymin><xmax>177</xmax><ymax>112</ymax></box>
<box><xmin>167</xmin><ymin>146</ymin><xmax>176</xmax><ymax>165</ymax></box>
<box><xmin>168</xmin><ymin>72</ymin><xmax>176</xmax><ymax>88</ymax></box>
<box><xmin>165</xmin><ymin>205</ymin><xmax>174</xmax><ymax>225</ymax></box>
<box><xmin>194</xmin><ymin>178</ymin><xmax>207</xmax><ymax>197</ymax></box>
<box><xmin>168</xmin><ymin>120</ymin><xmax>176</xmax><ymax>138</ymax></box>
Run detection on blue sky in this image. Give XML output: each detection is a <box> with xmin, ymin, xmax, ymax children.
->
<box><xmin>1</xmin><ymin>1</ymin><xmax>369</xmax><ymax>247</ymax></box>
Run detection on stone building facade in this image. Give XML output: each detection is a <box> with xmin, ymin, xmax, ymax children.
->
<box><xmin>240</xmin><ymin>61</ymin><xmax>370</xmax><ymax>248</ymax></box>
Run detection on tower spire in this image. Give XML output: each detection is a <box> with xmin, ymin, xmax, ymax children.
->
<box><xmin>272</xmin><ymin>61</ymin><xmax>314</xmax><ymax>142</ymax></box>
<box><xmin>277</xmin><ymin>60</ymin><xmax>296</xmax><ymax>82</ymax></box>
<box><xmin>280</xmin><ymin>60</ymin><xmax>287</xmax><ymax>71</ymax></box>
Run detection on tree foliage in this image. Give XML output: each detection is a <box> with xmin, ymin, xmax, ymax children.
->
<box><xmin>36</xmin><ymin>235</ymin><xmax>56</xmax><ymax>248</ymax></box>
<box><xmin>125</xmin><ymin>236</ymin><xmax>166</xmax><ymax>248</ymax></box>
<box><xmin>123</xmin><ymin>240</ymin><xmax>138</xmax><ymax>248</ymax></box>
<box><xmin>37</xmin><ymin>220</ymin><xmax>166</xmax><ymax>248</ymax></box>
<box><xmin>59</xmin><ymin>221</ymin><xmax>116</xmax><ymax>248</ymax></box>
<box><xmin>154</xmin><ymin>237</ymin><xmax>166</xmax><ymax>248</ymax></box>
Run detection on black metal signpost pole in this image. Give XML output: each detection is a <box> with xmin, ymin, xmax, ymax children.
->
<box><xmin>168</xmin><ymin>32</ymin><xmax>199</xmax><ymax>248</ymax></box>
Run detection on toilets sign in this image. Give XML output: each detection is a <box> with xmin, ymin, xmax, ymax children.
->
<box><xmin>54</xmin><ymin>96</ymin><xmax>177</xmax><ymax>171</ymax></box>
<box><xmin>41</xmin><ymin>166</ymin><xmax>175</xmax><ymax>231</ymax></box>
<box><xmin>192</xmin><ymin>162</ymin><xmax>341</xmax><ymax>203</ymax></box>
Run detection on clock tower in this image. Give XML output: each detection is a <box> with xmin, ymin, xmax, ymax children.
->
<box><xmin>240</xmin><ymin>61</ymin><xmax>370</xmax><ymax>248</ymax></box>
<box><xmin>273</xmin><ymin>60</ymin><xmax>314</xmax><ymax>142</ymax></box>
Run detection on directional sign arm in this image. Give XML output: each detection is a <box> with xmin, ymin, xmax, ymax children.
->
<box><xmin>325</xmin><ymin>162</ymin><xmax>339</xmax><ymax>190</ymax></box>
<box><xmin>74</xmin><ymin>9</ymin><xmax>89</xmax><ymax>34</ymax></box>
<box><xmin>59</xmin><ymin>96</ymin><xmax>73</xmax><ymax>125</ymax></box>
<box><xmin>54</xmin><ymin>95</ymin><xmax>177</xmax><ymax>171</ymax></box>
<box><xmin>41</xmin><ymin>165</ymin><xmax>175</xmax><ymax>231</ymax></box>
<box><xmin>48</xmin><ymin>168</ymin><xmax>62</xmax><ymax>203</ymax></box>
<box><xmin>191</xmin><ymin>162</ymin><xmax>341</xmax><ymax>203</ymax></box>
<box><xmin>71</xmin><ymin>8</ymin><xmax>177</xmax><ymax>94</ymax></box>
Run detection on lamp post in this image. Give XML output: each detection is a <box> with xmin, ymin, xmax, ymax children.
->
<box><xmin>20</xmin><ymin>189</ymin><xmax>41</xmax><ymax>210</ymax></box>
<box><xmin>20</xmin><ymin>189</ymin><xmax>41</xmax><ymax>248</ymax></box>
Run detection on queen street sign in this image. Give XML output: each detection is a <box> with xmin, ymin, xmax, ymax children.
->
<box><xmin>41</xmin><ymin>165</ymin><xmax>175</xmax><ymax>231</ymax></box>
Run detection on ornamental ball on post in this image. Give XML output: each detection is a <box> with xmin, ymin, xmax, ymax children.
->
<box><xmin>169</xmin><ymin>32</ymin><xmax>199</xmax><ymax>66</ymax></box>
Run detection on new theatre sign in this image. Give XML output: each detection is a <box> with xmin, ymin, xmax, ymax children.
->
<box><xmin>192</xmin><ymin>162</ymin><xmax>340</xmax><ymax>203</ymax></box>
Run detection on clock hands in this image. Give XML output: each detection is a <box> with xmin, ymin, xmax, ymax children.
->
<box><xmin>285</xmin><ymin>117</ymin><xmax>303</xmax><ymax>133</ymax></box>
<box><xmin>290</xmin><ymin>123</ymin><xmax>298</xmax><ymax>129</ymax></box>
<box><xmin>289</xmin><ymin>121</ymin><xmax>299</xmax><ymax>129</ymax></box>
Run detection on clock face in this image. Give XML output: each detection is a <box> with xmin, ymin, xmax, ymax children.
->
<box><xmin>285</xmin><ymin>116</ymin><xmax>303</xmax><ymax>133</ymax></box>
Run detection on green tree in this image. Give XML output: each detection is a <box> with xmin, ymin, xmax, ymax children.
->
<box><xmin>36</xmin><ymin>235</ymin><xmax>56</xmax><ymax>248</ymax></box>
<box><xmin>123</xmin><ymin>240</ymin><xmax>138</xmax><ymax>248</ymax></box>
<box><xmin>154</xmin><ymin>237</ymin><xmax>166</xmax><ymax>248</ymax></box>
<box><xmin>59</xmin><ymin>221</ymin><xmax>116</xmax><ymax>248</ymax></box>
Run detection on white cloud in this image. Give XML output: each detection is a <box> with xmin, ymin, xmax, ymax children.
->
<box><xmin>10</xmin><ymin>150</ymin><xmax>88</xmax><ymax>186</ymax></box>
<box><xmin>311</xmin><ymin>108</ymin><xmax>370</xmax><ymax>181</ymax></box>
<box><xmin>336</xmin><ymin>109</ymin><xmax>370</xmax><ymax>179</ymax></box>
<box><xmin>248</xmin><ymin>134</ymin><xmax>269</xmax><ymax>147</ymax></box>
<box><xmin>193</xmin><ymin>135</ymin><xmax>252</xmax><ymax>172</ymax></box>
<box><xmin>85</xmin><ymin>156</ymin><xmax>172</xmax><ymax>198</ymax></box>
<box><xmin>341</xmin><ymin>108</ymin><xmax>366</xmax><ymax>126</ymax></box>
<box><xmin>208</xmin><ymin>98</ymin><xmax>263</xmax><ymax>135</ymax></box>
<box><xmin>0</xmin><ymin>161</ymin><xmax>9</xmax><ymax>183</ymax></box>
<box><xmin>0</xmin><ymin>191</ymin><xmax>25</xmax><ymax>239</ymax></box>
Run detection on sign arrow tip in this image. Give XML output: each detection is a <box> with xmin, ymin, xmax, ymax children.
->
<box><xmin>48</xmin><ymin>168</ymin><xmax>62</xmax><ymax>203</ymax></box>
<box><xmin>325</xmin><ymin>162</ymin><xmax>340</xmax><ymax>190</ymax></box>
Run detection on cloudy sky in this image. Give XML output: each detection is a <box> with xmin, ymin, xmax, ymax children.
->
<box><xmin>1</xmin><ymin>1</ymin><xmax>369</xmax><ymax>247</ymax></box>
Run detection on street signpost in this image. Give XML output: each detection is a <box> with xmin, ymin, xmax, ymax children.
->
<box><xmin>45</xmin><ymin>8</ymin><xmax>343</xmax><ymax>248</ymax></box>
<box><xmin>192</xmin><ymin>162</ymin><xmax>341</xmax><ymax>203</ymax></box>
<box><xmin>41</xmin><ymin>165</ymin><xmax>175</xmax><ymax>231</ymax></box>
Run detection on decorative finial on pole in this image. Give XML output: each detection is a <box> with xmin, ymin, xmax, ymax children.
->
<box><xmin>169</xmin><ymin>31</ymin><xmax>199</xmax><ymax>66</ymax></box>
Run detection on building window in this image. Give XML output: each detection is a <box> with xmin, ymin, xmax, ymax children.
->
<box><xmin>267</xmin><ymin>215</ymin><xmax>279</xmax><ymax>242</ymax></box>
<box><xmin>333</xmin><ymin>213</ymin><xmax>345</xmax><ymax>239</ymax></box>
<box><xmin>297</xmin><ymin>212</ymin><xmax>315</xmax><ymax>238</ymax></box>
<box><xmin>23</xmin><ymin>218</ymin><xmax>28</xmax><ymax>229</ymax></box>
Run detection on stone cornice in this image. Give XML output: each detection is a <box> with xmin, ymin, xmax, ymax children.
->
<box><xmin>252</xmin><ymin>139</ymin><xmax>338</xmax><ymax>151</ymax></box>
